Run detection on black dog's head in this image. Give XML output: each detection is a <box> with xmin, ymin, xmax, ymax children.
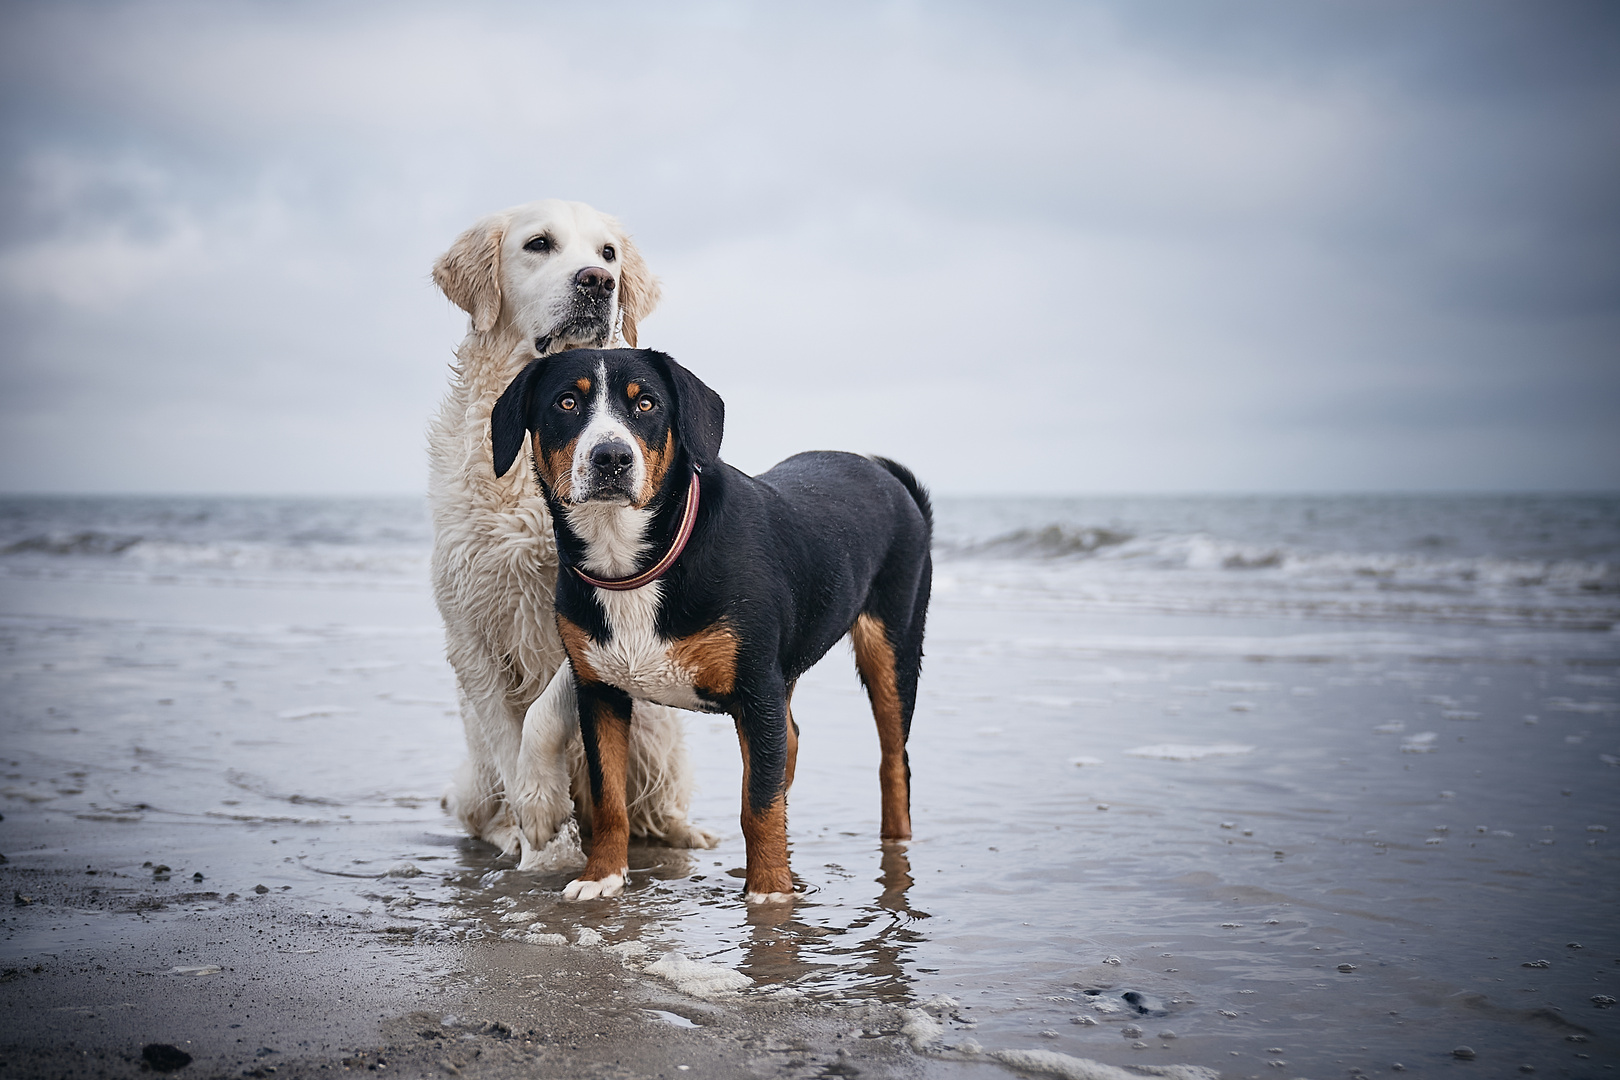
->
<box><xmin>491</xmin><ymin>348</ymin><xmax>724</xmax><ymax>507</ymax></box>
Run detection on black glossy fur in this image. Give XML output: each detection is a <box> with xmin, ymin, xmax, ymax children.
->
<box><xmin>491</xmin><ymin>347</ymin><xmax>932</xmax><ymax>900</ymax></box>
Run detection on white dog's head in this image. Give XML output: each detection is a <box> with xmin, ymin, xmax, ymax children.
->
<box><xmin>433</xmin><ymin>199</ymin><xmax>660</xmax><ymax>353</ymax></box>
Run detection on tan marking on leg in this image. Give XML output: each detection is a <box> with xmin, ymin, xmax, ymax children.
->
<box><xmin>539</xmin><ymin>435</ymin><xmax>579</xmax><ymax>500</ymax></box>
<box><xmin>851</xmin><ymin>613</ymin><xmax>911</xmax><ymax>839</ymax></box>
<box><xmin>783</xmin><ymin>689</ymin><xmax>799</xmax><ymax>793</ymax></box>
<box><xmin>625</xmin><ymin>381</ymin><xmax>640</xmax><ymax>399</ymax></box>
<box><xmin>575</xmin><ymin>376</ymin><xmax>592</xmax><ymax>393</ymax></box>
<box><xmin>668</xmin><ymin>621</ymin><xmax>738</xmax><ymax>698</ymax></box>
<box><xmin>555</xmin><ymin>616</ymin><xmax>601</xmax><ymax>683</ymax></box>
<box><xmin>635</xmin><ymin>429</ymin><xmax>676</xmax><ymax>508</ymax></box>
<box><xmin>581</xmin><ymin>698</ymin><xmax>630</xmax><ymax>882</ymax></box>
<box><xmin>735</xmin><ymin>722</ymin><xmax>793</xmax><ymax>897</ymax></box>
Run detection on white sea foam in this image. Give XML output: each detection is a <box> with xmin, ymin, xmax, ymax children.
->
<box><xmin>987</xmin><ymin>1049</ymin><xmax>1218</xmax><ymax>1080</ymax></box>
<box><xmin>901</xmin><ymin>1008</ymin><xmax>945</xmax><ymax>1048</ymax></box>
<box><xmin>646</xmin><ymin>952</ymin><xmax>752</xmax><ymax>998</ymax></box>
<box><xmin>277</xmin><ymin>706</ymin><xmax>357</xmax><ymax>720</ymax></box>
<box><xmin>1124</xmin><ymin>744</ymin><xmax>1256</xmax><ymax>761</ymax></box>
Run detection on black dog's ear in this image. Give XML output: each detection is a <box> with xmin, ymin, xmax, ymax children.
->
<box><xmin>647</xmin><ymin>350</ymin><xmax>724</xmax><ymax>470</ymax></box>
<box><xmin>490</xmin><ymin>358</ymin><xmax>548</xmax><ymax>478</ymax></box>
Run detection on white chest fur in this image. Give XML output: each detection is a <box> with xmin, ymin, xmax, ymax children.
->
<box><xmin>565</xmin><ymin>502</ymin><xmax>709</xmax><ymax>712</ymax></box>
<box><xmin>582</xmin><ymin>584</ymin><xmax>708</xmax><ymax>712</ymax></box>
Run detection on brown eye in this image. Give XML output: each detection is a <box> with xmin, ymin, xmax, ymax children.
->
<box><xmin>636</xmin><ymin>396</ymin><xmax>655</xmax><ymax>413</ymax></box>
<box><xmin>602</xmin><ymin>244</ymin><xmax>617</xmax><ymax>262</ymax></box>
<box><xmin>523</xmin><ymin>235</ymin><xmax>551</xmax><ymax>252</ymax></box>
<box><xmin>557</xmin><ymin>393</ymin><xmax>577</xmax><ymax>411</ymax></box>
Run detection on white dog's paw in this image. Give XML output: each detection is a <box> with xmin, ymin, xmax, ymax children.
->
<box><xmin>745</xmin><ymin>890</ymin><xmax>796</xmax><ymax>905</ymax></box>
<box><xmin>668</xmin><ymin>823</ymin><xmax>721</xmax><ymax>850</ymax></box>
<box><xmin>517</xmin><ymin>819</ymin><xmax>586</xmax><ymax>872</ymax></box>
<box><xmin>483</xmin><ymin>813</ymin><xmax>525</xmax><ymax>859</ymax></box>
<box><xmin>563</xmin><ymin>871</ymin><xmax>626</xmax><ymax>901</ymax></box>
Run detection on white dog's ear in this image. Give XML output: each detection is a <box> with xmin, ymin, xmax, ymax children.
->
<box><xmin>610</xmin><ymin>224</ymin><xmax>661</xmax><ymax>348</ymax></box>
<box><xmin>433</xmin><ymin>215</ymin><xmax>508</xmax><ymax>334</ymax></box>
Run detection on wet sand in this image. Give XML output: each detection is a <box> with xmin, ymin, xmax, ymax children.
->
<box><xmin>3</xmin><ymin>547</ymin><xmax>1619</xmax><ymax>1077</ymax></box>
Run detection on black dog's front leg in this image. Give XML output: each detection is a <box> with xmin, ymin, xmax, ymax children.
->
<box><xmin>563</xmin><ymin>680</ymin><xmax>634</xmax><ymax>901</ymax></box>
<box><xmin>733</xmin><ymin>687</ymin><xmax>796</xmax><ymax>902</ymax></box>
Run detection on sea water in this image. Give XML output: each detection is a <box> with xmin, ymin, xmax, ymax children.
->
<box><xmin>2</xmin><ymin>493</ymin><xmax>1617</xmax><ymax>1073</ymax></box>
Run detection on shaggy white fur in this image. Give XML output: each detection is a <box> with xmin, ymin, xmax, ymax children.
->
<box><xmin>429</xmin><ymin>199</ymin><xmax>717</xmax><ymax>866</ymax></box>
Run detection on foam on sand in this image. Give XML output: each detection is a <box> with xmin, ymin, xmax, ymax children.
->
<box><xmin>988</xmin><ymin>1049</ymin><xmax>1218</xmax><ymax>1080</ymax></box>
<box><xmin>1124</xmin><ymin>743</ymin><xmax>1255</xmax><ymax>761</ymax></box>
<box><xmin>646</xmin><ymin>951</ymin><xmax>752</xmax><ymax>998</ymax></box>
<box><xmin>901</xmin><ymin>1008</ymin><xmax>945</xmax><ymax>1049</ymax></box>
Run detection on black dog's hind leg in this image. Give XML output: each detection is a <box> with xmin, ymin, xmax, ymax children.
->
<box><xmin>733</xmin><ymin>687</ymin><xmax>795</xmax><ymax>901</ymax></box>
<box><xmin>852</xmin><ymin>549</ymin><xmax>931</xmax><ymax>841</ymax></box>
<box><xmin>852</xmin><ymin>612</ymin><xmax>913</xmax><ymax>840</ymax></box>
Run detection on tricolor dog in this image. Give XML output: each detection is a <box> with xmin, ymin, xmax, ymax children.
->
<box><xmin>491</xmin><ymin>348</ymin><xmax>932</xmax><ymax>903</ymax></box>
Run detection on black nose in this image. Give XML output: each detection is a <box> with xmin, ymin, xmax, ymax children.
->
<box><xmin>574</xmin><ymin>266</ymin><xmax>616</xmax><ymax>301</ymax></box>
<box><xmin>591</xmin><ymin>440</ymin><xmax>634</xmax><ymax>473</ymax></box>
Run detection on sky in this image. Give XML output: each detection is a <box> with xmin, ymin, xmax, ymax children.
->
<box><xmin>0</xmin><ymin>0</ymin><xmax>1616</xmax><ymax>495</ymax></box>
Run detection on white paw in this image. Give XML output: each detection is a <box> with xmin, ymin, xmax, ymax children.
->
<box><xmin>672</xmin><ymin>824</ymin><xmax>721</xmax><ymax>850</ymax></box>
<box><xmin>483</xmin><ymin>815</ymin><xmax>524</xmax><ymax>859</ymax></box>
<box><xmin>563</xmin><ymin>871</ymin><xmax>626</xmax><ymax>901</ymax></box>
<box><xmin>745</xmin><ymin>890</ymin><xmax>796</xmax><ymax>905</ymax></box>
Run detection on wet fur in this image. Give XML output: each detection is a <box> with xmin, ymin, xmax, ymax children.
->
<box><xmin>492</xmin><ymin>348</ymin><xmax>932</xmax><ymax>901</ymax></box>
<box><xmin>428</xmin><ymin>200</ymin><xmax>715</xmax><ymax>866</ymax></box>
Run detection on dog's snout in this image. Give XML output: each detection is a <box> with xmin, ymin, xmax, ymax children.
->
<box><xmin>574</xmin><ymin>267</ymin><xmax>616</xmax><ymax>300</ymax></box>
<box><xmin>590</xmin><ymin>439</ymin><xmax>634</xmax><ymax>474</ymax></box>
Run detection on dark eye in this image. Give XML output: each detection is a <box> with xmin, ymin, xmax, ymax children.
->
<box><xmin>636</xmin><ymin>396</ymin><xmax>656</xmax><ymax>413</ymax></box>
<box><xmin>557</xmin><ymin>393</ymin><xmax>577</xmax><ymax>411</ymax></box>
<box><xmin>602</xmin><ymin>244</ymin><xmax>617</xmax><ymax>262</ymax></box>
<box><xmin>523</xmin><ymin>235</ymin><xmax>551</xmax><ymax>253</ymax></box>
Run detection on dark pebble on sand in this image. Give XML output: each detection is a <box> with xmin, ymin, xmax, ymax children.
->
<box><xmin>141</xmin><ymin>1044</ymin><xmax>192</xmax><ymax>1072</ymax></box>
<box><xmin>1452</xmin><ymin>1046</ymin><xmax>1476</xmax><ymax>1060</ymax></box>
<box><xmin>254</xmin><ymin>884</ymin><xmax>269</xmax><ymax>894</ymax></box>
<box><xmin>1592</xmin><ymin>995</ymin><xmax>1616</xmax><ymax>1008</ymax></box>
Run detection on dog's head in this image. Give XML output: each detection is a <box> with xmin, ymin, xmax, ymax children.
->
<box><xmin>491</xmin><ymin>348</ymin><xmax>724</xmax><ymax>507</ymax></box>
<box><xmin>433</xmin><ymin>199</ymin><xmax>661</xmax><ymax>351</ymax></box>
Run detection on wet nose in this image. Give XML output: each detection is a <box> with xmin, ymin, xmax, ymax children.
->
<box><xmin>574</xmin><ymin>266</ymin><xmax>616</xmax><ymax>301</ymax></box>
<box><xmin>590</xmin><ymin>440</ymin><xmax>634</xmax><ymax>474</ymax></box>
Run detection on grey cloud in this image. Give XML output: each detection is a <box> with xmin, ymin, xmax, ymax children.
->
<box><xmin>0</xmin><ymin>0</ymin><xmax>1615</xmax><ymax>494</ymax></box>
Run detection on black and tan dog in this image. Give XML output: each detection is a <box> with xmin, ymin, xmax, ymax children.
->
<box><xmin>491</xmin><ymin>347</ymin><xmax>932</xmax><ymax>903</ymax></box>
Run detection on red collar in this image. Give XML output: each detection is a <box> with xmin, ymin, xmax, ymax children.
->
<box><xmin>571</xmin><ymin>470</ymin><xmax>702</xmax><ymax>591</ymax></box>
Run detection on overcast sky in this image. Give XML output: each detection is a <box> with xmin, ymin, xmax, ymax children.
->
<box><xmin>1</xmin><ymin>0</ymin><xmax>1615</xmax><ymax>495</ymax></box>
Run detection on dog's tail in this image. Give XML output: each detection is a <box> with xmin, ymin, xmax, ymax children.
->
<box><xmin>871</xmin><ymin>456</ymin><xmax>933</xmax><ymax>536</ymax></box>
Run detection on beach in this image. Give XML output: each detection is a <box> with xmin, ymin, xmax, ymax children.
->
<box><xmin>2</xmin><ymin>494</ymin><xmax>1618</xmax><ymax>1077</ymax></box>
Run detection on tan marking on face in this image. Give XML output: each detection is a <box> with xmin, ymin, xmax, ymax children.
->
<box><xmin>635</xmin><ymin>428</ymin><xmax>676</xmax><ymax>507</ymax></box>
<box><xmin>851</xmin><ymin>613</ymin><xmax>911</xmax><ymax>840</ymax></box>
<box><xmin>539</xmin><ymin>435</ymin><xmax>580</xmax><ymax>501</ymax></box>
<box><xmin>735</xmin><ymin>721</ymin><xmax>794</xmax><ymax>897</ymax></box>
<box><xmin>580</xmin><ymin>697</ymin><xmax>631</xmax><ymax>884</ymax></box>
<box><xmin>555</xmin><ymin>615</ymin><xmax>601</xmax><ymax>684</ymax></box>
<box><xmin>625</xmin><ymin>381</ymin><xmax>640</xmax><ymax>399</ymax></box>
<box><xmin>668</xmin><ymin>621</ymin><xmax>738</xmax><ymax>698</ymax></box>
<box><xmin>575</xmin><ymin>377</ymin><xmax>592</xmax><ymax>393</ymax></box>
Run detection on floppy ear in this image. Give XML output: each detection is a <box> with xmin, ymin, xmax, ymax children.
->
<box><xmin>647</xmin><ymin>351</ymin><xmax>723</xmax><ymax>470</ymax></box>
<box><xmin>608</xmin><ymin>220</ymin><xmax>661</xmax><ymax>347</ymax></box>
<box><xmin>433</xmin><ymin>214</ymin><xmax>508</xmax><ymax>334</ymax></box>
<box><xmin>490</xmin><ymin>357</ymin><xmax>547</xmax><ymax>478</ymax></box>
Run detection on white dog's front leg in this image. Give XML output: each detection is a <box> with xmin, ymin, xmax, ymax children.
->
<box><xmin>512</xmin><ymin>665</ymin><xmax>586</xmax><ymax>871</ymax></box>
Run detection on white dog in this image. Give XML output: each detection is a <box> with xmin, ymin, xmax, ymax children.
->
<box><xmin>429</xmin><ymin>199</ymin><xmax>716</xmax><ymax>868</ymax></box>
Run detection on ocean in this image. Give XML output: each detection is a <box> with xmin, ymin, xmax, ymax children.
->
<box><xmin>2</xmin><ymin>492</ymin><xmax>1617</xmax><ymax>1074</ymax></box>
